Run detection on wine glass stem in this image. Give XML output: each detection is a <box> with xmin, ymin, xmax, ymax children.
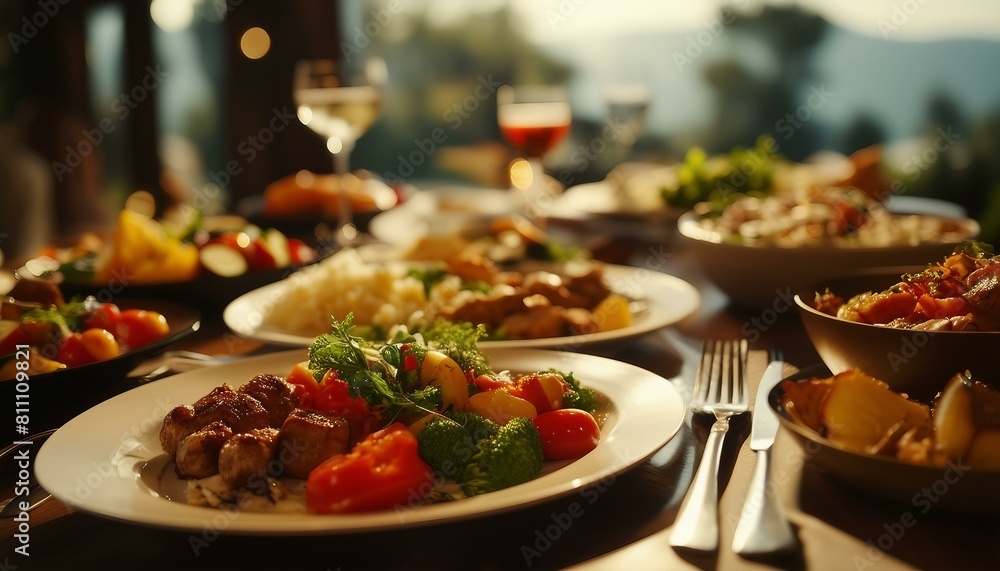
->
<box><xmin>527</xmin><ymin>157</ymin><xmax>546</xmax><ymax>217</ymax></box>
<box><xmin>333</xmin><ymin>147</ymin><xmax>354</xmax><ymax>246</ymax></box>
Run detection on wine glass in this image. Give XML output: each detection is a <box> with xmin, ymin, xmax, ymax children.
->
<box><xmin>497</xmin><ymin>85</ymin><xmax>571</xmax><ymax>217</ymax></box>
<box><xmin>604</xmin><ymin>83</ymin><xmax>650</xmax><ymax>163</ymax></box>
<box><xmin>294</xmin><ymin>58</ymin><xmax>384</xmax><ymax>246</ymax></box>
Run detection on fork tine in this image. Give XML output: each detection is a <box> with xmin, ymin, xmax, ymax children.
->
<box><xmin>736</xmin><ymin>338</ymin><xmax>748</xmax><ymax>405</ymax></box>
<box><xmin>692</xmin><ymin>340</ymin><xmax>714</xmax><ymax>405</ymax></box>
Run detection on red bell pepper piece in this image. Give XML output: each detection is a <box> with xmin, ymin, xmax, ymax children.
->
<box><xmin>306</xmin><ymin>423</ymin><xmax>434</xmax><ymax>514</ymax></box>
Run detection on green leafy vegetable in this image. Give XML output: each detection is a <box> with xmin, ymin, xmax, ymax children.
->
<box><xmin>663</xmin><ymin>135</ymin><xmax>779</xmax><ymax>212</ymax></box>
<box><xmin>417</xmin><ymin>418</ymin><xmax>477</xmax><ymax>480</ymax></box>
<box><xmin>406</xmin><ymin>267</ymin><xmax>448</xmax><ymax>297</ymax></box>
<box><xmin>462</xmin><ymin>417</ymin><xmax>544</xmax><ymax>496</ymax></box>
<box><xmin>420</xmin><ymin>320</ymin><xmax>491</xmax><ymax>377</ymax></box>
<box><xmin>21</xmin><ymin>297</ymin><xmax>92</xmax><ymax>339</ymax></box>
<box><xmin>307</xmin><ymin>314</ymin><xmax>440</xmax><ymax>422</ymax></box>
<box><xmin>954</xmin><ymin>241</ymin><xmax>995</xmax><ymax>259</ymax></box>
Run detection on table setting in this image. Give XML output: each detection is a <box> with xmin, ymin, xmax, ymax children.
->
<box><xmin>3</xmin><ymin>12</ymin><xmax>1000</xmax><ymax>570</ymax></box>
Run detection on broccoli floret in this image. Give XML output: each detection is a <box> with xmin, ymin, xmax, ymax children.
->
<box><xmin>461</xmin><ymin>417</ymin><xmax>544</xmax><ymax>496</ymax></box>
<box><xmin>418</xmin><ymin>412</ymin><xmax>499</xmax><ymax>479</ymax></box>
<box><xmin>446</xmin><ymin>411</ymin><xmax>499</xmax><ymax>445</ymax></box>
<box><xmin>417</xmin><ymin>418</ymin><xmax>477</xmax><ymax>480</ymax></box>
<box><xmin>420</xmin><ymin>320</ymin><xmax>491</xmax><ymax>376</ymax></box>
<box><xmin>545</xmin><ymin>368</ymin><xmax>596</xmax><ymax>412</ymax></box>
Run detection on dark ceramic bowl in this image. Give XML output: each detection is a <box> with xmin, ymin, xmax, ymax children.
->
<box><xmin>770</xmin><ymin>365</ymin><xmax>1000</xmax><ymax>514</ymax></box>
<box><xmin>794</xmin><ymin>266</ymin><xmax>1000</xmax><ymax>400</ymax></box>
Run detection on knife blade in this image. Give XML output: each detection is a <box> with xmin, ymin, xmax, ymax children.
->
<box><xmin>748</xmin><ymin>359</ymin><xmax>784</xmax><ymax>451</ymax></box>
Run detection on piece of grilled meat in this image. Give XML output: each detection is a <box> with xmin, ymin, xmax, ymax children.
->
<box><xmin>238</xmin><ymin>374</ymin><xmax>301</xmax><ymax>428</ymax></box>
<box><xmin>160</xmin><ymin>385</ymin><xmax>270</xmax><ymax>456</ymax></box>
<box><xmin>218</xmin><ymin>427</ymin><xmax>280</xmax><ymax>489</ymax></box>
<box><xmin>174</xmin><ymin>421</ymin><xmax>234</xmax><ymax>479</ymax></box>
<box><xmin>277</xmin><ymin>410</ymin><xmax>350</xmax><ymax>479</ymax></box>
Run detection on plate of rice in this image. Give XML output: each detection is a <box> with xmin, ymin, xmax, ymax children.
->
<box><xmin>222</xmin><ymin>249</ymin><xmax>700</xmax><ymax>349</ymax></box>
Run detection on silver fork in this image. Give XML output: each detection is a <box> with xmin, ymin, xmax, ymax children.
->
<box><xmin>670</xmin><ymin>339</ymin><xmax>749</xmax><ymax>552</ymax></box>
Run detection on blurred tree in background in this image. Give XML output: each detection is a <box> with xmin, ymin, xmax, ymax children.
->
<box><xmin>699</xmin><ymin>5</ymin><xmax>829</xmax><ymax>160</ymax></box>
<box><xmin>353</xmin><ymin>4</ymin><xmax>572</xmax><ymax>185</ymax></box>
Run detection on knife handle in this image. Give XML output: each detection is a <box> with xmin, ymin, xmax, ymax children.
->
<box><xmin>732</xmin><ymin>449</ymin><xmax>797</xmax><ymax>556</ymax></box>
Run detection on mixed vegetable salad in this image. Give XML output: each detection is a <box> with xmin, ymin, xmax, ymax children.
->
<box><xmin>0</xmin><ymin>295</ymin><xmax>170</xmax><ymax>378</ymax></box>
<box><xmin>171</xmin><ymin>316</ymin><xmax>602</xmax><ymax>514</ymax></box>
<box><xmin>296</xmin><ymin>316</ymin><xmax>600</xmax><ymax>511</ymax></box>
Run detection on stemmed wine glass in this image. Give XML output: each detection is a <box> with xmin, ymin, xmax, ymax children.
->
<box><xmin>294</xmin><ymin>57</ymin><xmax>384</xmax><ymax>246</ymax></box>
<box><xmin>497</xmin><ymin>85</ymin><xmax>571</xmax><ymax>218</ymax></box>
<box><xmin>604</xmin><ymin>83</ymin><xmax>650</xmax><ymax>163</ymax></box>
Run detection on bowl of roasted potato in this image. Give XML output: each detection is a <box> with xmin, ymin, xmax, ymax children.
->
<box><xmin>771</xmin><ymin>366</ymin><xmax>1000</xmax><ymax>514</ymax></box>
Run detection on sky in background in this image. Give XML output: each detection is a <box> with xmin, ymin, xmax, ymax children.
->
<box><xmin>420</xmin><ymin>0</ymin><xmax>1000</xmax><ymax>42</ymax></box>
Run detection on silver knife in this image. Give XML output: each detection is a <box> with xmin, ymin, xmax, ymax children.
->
<box><xmin>731</xmin><ymin>357</ymin><xmax>797</xmax><ymax>556</ymax></box>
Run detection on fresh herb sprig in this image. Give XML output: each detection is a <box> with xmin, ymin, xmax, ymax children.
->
<box><xmin>308</xmin><ymin>314</ymin><xmax>441</xmax><ymax>422</ymax></box>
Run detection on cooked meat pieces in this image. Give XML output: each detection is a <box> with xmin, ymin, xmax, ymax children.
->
<box><xmin>440</xmin><ymin>266</ymin><xmax>614</xmax><ymax>338</ymax></box>
<box><xmin>238</xmin><ymin>374</ymin><xmax>301</xmax><ymax>428</ymax></box>
<box><xmin>175</xmin><ymin>421</ymin><xmax>234</xmax><ymax>479</ymax></box>
<box><xmin>500</xmin><ymin>305</ymin><xmax>569</xmax><ymax>339</ymax></box>
<box><xmin>218</xmin><ymin>428</ymin><xmax>280</xmax><ymax>489</ymax></box>
<box><xmin>562</xmin><ymin>266</ymin><xmax>612</xmax><ymax>307</ymax></box>
<box><xmin>441</xmin><ymin>291</ymin><xmax>526</xmax><ymax>327</ymax></box>
<box><xmin>160</xmin><ymin>385</ymin><xmax>270</xmax><ymax>456</ymax></box>
<box><xmin>277</xmin><ymin>409</ymin><xmax>350</xmax><ymax>479</ymax></box>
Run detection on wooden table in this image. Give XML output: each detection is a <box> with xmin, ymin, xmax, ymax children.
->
<box><xmin>2</xmin><ymin>244</ymin><xmax>997</xmax><ymax>570</ymax></box>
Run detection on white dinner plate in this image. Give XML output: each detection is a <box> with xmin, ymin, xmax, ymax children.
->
<box><xmin>369</xmin><ymin>186</ymin><xmax>514</xmax><ymax>247</ymax></box>
<box><xmin>35</xmin><ymin>348</ymin><xmax>685</xmax><ymax>535</ymax></box>
<box><xmin>222</xmin><ymin>263</ymin><xmax>700</xmax><ymax>349</ymax></box>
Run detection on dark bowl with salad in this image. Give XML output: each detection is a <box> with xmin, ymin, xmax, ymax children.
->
<box><xmin>1</xmin><ymin>289</ymin><xmax>200</xmax><ymax>429</ymax></box>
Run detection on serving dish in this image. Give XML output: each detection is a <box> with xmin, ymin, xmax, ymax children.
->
<box><xmin>795</xmin><ymin>266</ymin><xmax>1000</xmax><ymax>400</ymax></box>
<box><xmin>35</xmin><ymin>348</ymin><xmax>685</xmax><ymax>534</ymax></box>
<box><xmin>61</xmin><ymin>267</ymin><xmax>313</xmax><ymax>315</ymax></box>
<box><xmin>0</xmin><ymin>298</ymin><xmax>200</xmax><ymax>428</ymax></box>
<box><xmin>222</xmin><ymin>262</ymin><xmax>700</xmax><ymax>349</ymax></box>
<box><xmin>770</xmin><ymin>365</ymin><xmax>999</xmax><ymax>514</ymax></box>
<box><xmin>368</xmin><ymin>186</ymin><xmax>515</xmax><ymax>248</ymax></box>
<box><xmin>677</xmin><ymin>210</ymin><xmax>980</xmax><ymax>310</ymax></box>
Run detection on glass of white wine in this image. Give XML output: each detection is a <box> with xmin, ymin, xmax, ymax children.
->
<box><xmin>293</xmin><ymin>58</ymin><xmax>384</xmax><ymax>246</ymax></box>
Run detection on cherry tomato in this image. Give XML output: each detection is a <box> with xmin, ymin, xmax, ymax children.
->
<box><xmin>306</xmin><ymin>423</ymin><xmax>434</xmax><ymax>514</ymax></box>
<box><xmin>506</xmin><ymin>373</ymin><xmax>566</xmax><ymax>414</ymax></box>
<box><xmin>531</xmin><ymin>409</ymin><xmax>601</xmax><ymax>460</ymax></box>
<box><xmin>57</xmin><ymin>333</ymin><xmax>97</xmax><ymax>367</ymax></box>
<box><xmin>115</xmin><ymin>309</ymin><xmax>169</xmax><ymax>350</ymax></box>
<box><xmin>84</xmin><ymin>303</ymin><xmax>121</xmax><ymax>332</ymax></box>
<box><xmin>80</xmin><ymin>328</ymin><xmax>121</xmax><ymax>361</ymax></box>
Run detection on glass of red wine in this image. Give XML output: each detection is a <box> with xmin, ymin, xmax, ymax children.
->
<box><xmin>497</xmin><ymin>85</ymin><xmax>571</xmax><ymax>217</ymax></box>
